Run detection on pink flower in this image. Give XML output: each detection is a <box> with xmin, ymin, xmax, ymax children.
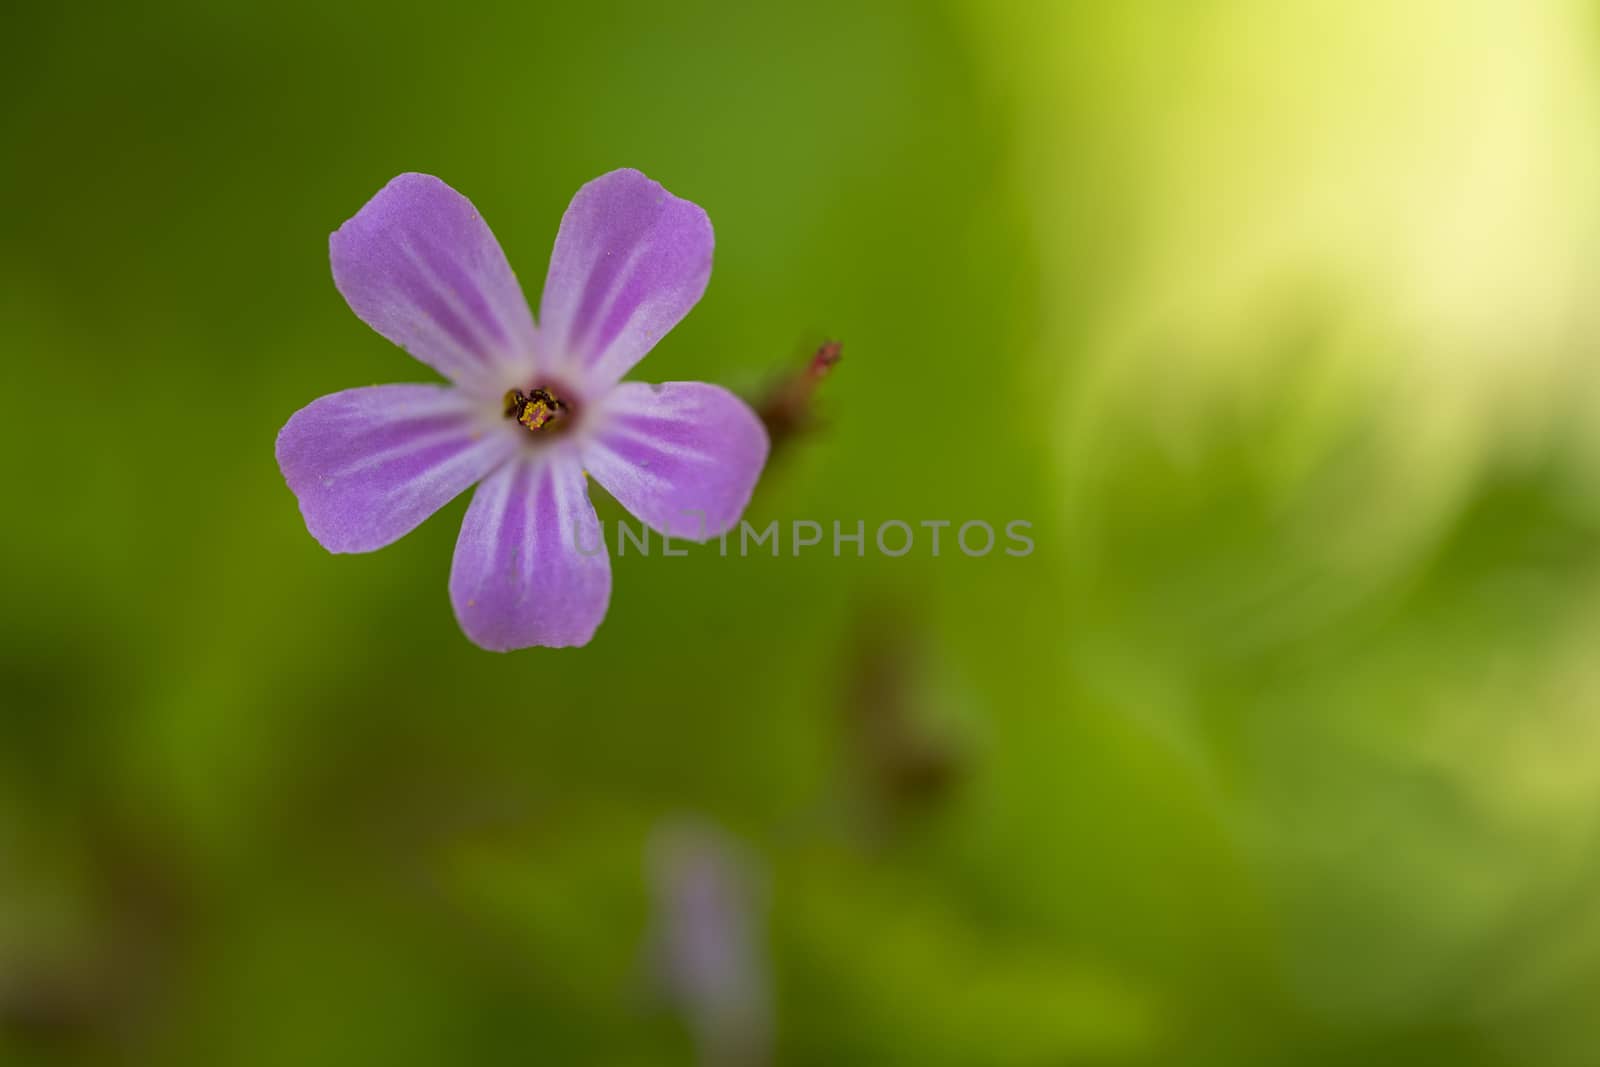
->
<box><xmin>276</xmin><ymin>171</ymin><xmax>769</xmax><ymax>649</ymax></box>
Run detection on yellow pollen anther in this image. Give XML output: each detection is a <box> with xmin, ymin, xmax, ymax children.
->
<box><xmin>504</xmin><ymin>387</ymin><xmax>567</xmax><ymax>433</ymax></box>
<box><xmin>519</xmin><ymin>399</ymin><xmax>553</xmax><ymax>429</ymax></box>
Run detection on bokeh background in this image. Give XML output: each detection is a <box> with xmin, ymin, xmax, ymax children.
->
<box><xmin>7</xmin><ymin>1</ymin><xmax>1600</xmax><ymax>1063</ymax></box>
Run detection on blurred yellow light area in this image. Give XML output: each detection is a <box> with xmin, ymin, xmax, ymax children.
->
<box><xmin>974</xmin><ymin>0</ymin><xmax>1600</xmax><ymax>595</ymax></box>
<box><xmin>980</xmin><ymin>0</ymin><xmax>1597</xmax><ymax>454</ymax></box>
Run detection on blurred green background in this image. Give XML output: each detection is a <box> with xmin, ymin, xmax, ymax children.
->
<box><xmin>7</xmin><ymin>1</ymin><xmax>1600</xmax><ymax>1063</ymax></box>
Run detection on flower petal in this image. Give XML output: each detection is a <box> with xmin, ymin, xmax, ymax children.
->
<box><xmin>331</xmin><ymin>173</ymin><xmax>538</xmax><ymax>392</ymax></box>
<box><xmin>449</xmin><ymin>451</ymin><xmax>612</xmax><ymax>650</ymax></box>
<box><xmin>276</xmin><ymin>385</ymin><xmax>516</xmax><ymax>554</ymax></box>
<box><xmin>538</xmin><ymin>169</ymin><xmax>714</xmax><ymax>390</ymax></box>
<box><xmin>583</xmin><ymin>382</ymin><xmax>769</xmax><ymax>540</ymax></box>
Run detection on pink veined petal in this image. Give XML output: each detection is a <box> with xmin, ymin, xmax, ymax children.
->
<box><xmin>538</xmin><ymin>169</ymin><xmax>714</xmax><ymax>391</ymax></box>
<box><xmin>449</xmin><ymin>451</ymin><xmax>612</xmax><ymax>650</ymax></box>
<box><xmin>276</xmin><ymin>385</ymin><xmax>517</xmax><ymax>554</ymax></box>
<box><xmin>331</xmin><ymin>173</ymin><xmax>538</xmax><ymax>393</ymax></box>
<box><xmin>582</xmin><ymin>382</ymin><xmax>769</xmax><ymax>540</ymax></box>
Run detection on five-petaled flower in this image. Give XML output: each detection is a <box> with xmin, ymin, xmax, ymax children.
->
<box><xmin>275</xmin><ymin>170</ymin><xmax>769</xmax><ymax>650</ymax></box>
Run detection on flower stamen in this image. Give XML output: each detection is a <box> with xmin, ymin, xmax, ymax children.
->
<box><xmin>504</xmin><ymin>387</ymin><xmax>568</xmax><ymax>433</ymax></box>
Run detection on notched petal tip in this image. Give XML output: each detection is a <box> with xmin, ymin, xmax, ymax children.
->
<box><xmin>466</xmin><ymin>621</ymin><xmax>604</xmax><ymax>653</ymax></box>
<box><xmin>328</xmin><ymin>173</ymin><xmax>454</xmax><ymax>252</ymax></box>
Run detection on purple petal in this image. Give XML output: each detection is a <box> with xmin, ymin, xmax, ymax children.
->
<box><xmin>538</xmin><ymin>170</ymin><xmax>713</xmax><ymax>390</ymax></box>
<box><xmin>647</xmin><ymin>821</ymin><xmax>772</xmax><ymax>1067</ymax></box>
<box><xmin>276</xmin><ymin>385</ymin><xmax>516</xmax><ymax>554</ymax></box>
<box><xmin>331</xmin><ymin>173</ymin><xmax>538</xmax><ymax>392</ymax></box>
<box><xmin>582</xmin><ymin>382</ymin><xmax>769</xmax><ymax>539</ymax></box>
<box><xmin>449</xmin><ymin>452</ymin><xmax>612</xmax><ymax>650</ymax></box>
